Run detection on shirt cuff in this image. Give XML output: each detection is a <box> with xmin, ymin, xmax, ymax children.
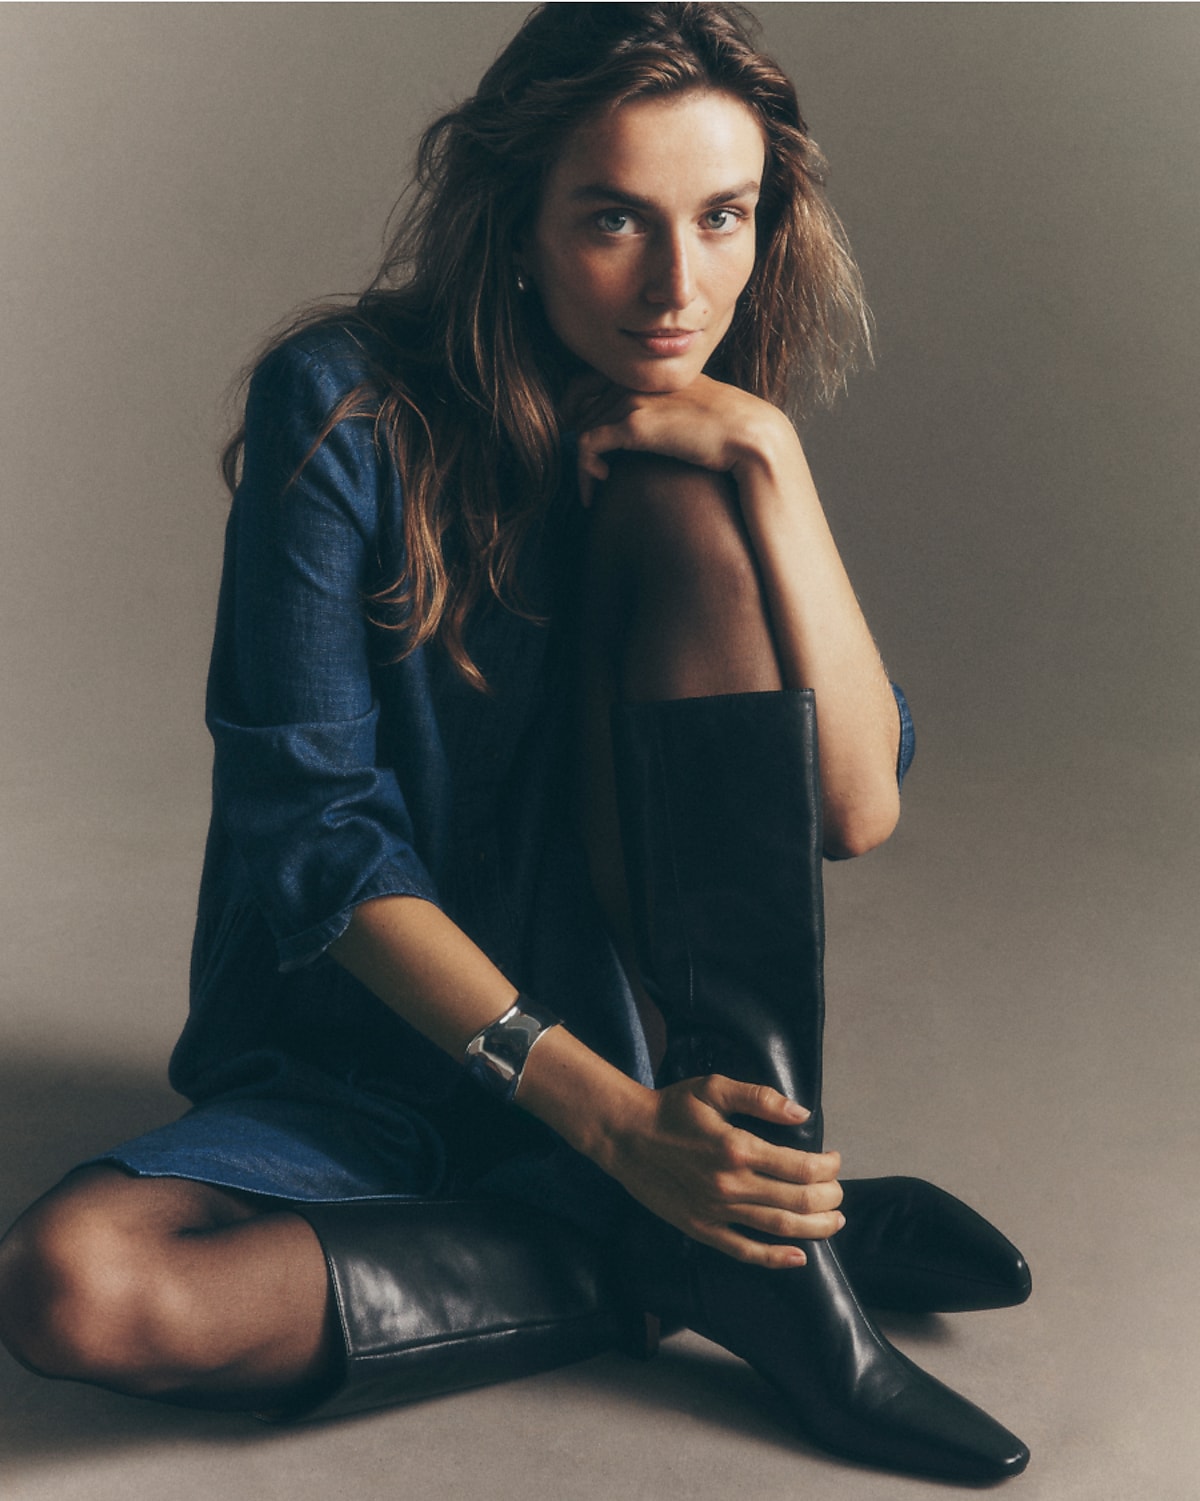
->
<box><xmin>276</xmin><ymin>855</ymin><xmax>441</xmax><ymax>972</ymax></box>
<box><xmin>892</xmin><ymin>681</ymin><xmax>916</xmax><ymax>790</ymax></box>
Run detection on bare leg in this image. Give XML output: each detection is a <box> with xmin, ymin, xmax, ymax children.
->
<box><xmin>0</xmin><ymin>1165</ymin><xmax>336</xmax><ymax>1411</ymax></box>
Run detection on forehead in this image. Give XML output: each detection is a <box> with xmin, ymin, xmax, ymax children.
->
<box><xmin>545</xmin><ymin>89</ymin><xmax>766</xmax><ymax>196</ymax></box>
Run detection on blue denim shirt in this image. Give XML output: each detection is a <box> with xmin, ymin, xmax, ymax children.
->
<box><xmin>170</xmin><ymin>323</ymin><xmax>914</xmax><ymax>1139</ymax></box>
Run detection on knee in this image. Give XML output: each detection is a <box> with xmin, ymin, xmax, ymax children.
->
<box><xmin>0</xmin><ymin>1196</ymin><xmax>160</xmax><ymax>1386</ymax></box>
<box><xmin>593</xmin><ymin>454</ymin><xmax>763</xmax><ymax>604</ymax></box>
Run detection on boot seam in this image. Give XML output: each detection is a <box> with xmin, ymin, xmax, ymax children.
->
<box><xmin>650</xmin><ymin>717</ymin><xmax>701</xmax><ymax>1069</ymax></box>
<box><xmin>347</xmin><ymin>1309</ymin><xmax>610</xmax><ymax>1363</ymax></box>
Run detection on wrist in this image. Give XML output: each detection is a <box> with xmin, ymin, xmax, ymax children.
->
<box><xmin>515</xmin><ymin>1024</ymin><xmax>653</xmax><ymax>1170</ymax></box>
<box><xmin>575</xmin><ymin>1070</ymin><xmax>656</xmax><ymax>1176</ymax></box>
<box><xmin>729</xmin><ymin>402</ymin><xmax>801</xmax><ymax>489</ymax></box>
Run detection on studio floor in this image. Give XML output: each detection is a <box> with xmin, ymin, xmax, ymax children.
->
<box><xmin>0</xmin><ymin>730</ymin><xmax>1195</xmax><ymax>1501</ymax></box>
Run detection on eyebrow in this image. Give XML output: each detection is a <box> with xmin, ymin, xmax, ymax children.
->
<box><xmin>568</xmin><ymin>180</ymin><xmax>761</xmax><ymax>209</ymax></box>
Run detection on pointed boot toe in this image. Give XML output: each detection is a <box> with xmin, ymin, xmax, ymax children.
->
<box><xmin>867</xmin><ymin>1352</ymin><xmax>1031</xmax><ymax>1482</ymax></box>
<box><xmin>684</xmin><ymin>1237</ymin><xmax>1030</xmax><ymax>1484</ymax></box>
<box><xmin>837</xmin><ymin>1177</ymin><xmax>1033</xmax><ymax>1314</ymax></box>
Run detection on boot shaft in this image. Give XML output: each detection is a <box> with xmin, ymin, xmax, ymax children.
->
<box><xmin>611</xmin><ymin>690</ymin><xmax>826</xmax><ymax>1151</ymax></box>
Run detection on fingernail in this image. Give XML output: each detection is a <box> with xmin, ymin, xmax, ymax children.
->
<box><xmin>784</xmin><ymin>1248</ymin><xmax>807</xmax><ymax>1267</ymax></box>
<box><xmin>784</xmin><ymin>1101</ymin><xmax>811</xmax><ymax>1121</ymax></box>
<box><xmin>835</xmin><ymin>1212</ymin><xmax>846</xmax><ymax>1230</ymax></box>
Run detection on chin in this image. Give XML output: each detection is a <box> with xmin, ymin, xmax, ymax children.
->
<box><xmin>614</xmin><ymin>361</ymin><xmax>704</xmax><ymax>394</ymax></box>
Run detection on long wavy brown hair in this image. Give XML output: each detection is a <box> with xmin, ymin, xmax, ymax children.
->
<box><xmin>223</xmin><ymin>3</ymin><xmax>871</xmax><ymax>692</ymax></box>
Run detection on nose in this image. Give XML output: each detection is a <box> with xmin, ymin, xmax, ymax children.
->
<box><xmin>645</xmin><ymin>229</ymin><xmax>695</xmax><ymax>310</ymax></box>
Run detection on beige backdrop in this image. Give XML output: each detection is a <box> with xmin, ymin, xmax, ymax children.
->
<box><xmin>1</xmin><ymin>6</ymin><xmax>1196</xmax><ymax>1500</ymax></box>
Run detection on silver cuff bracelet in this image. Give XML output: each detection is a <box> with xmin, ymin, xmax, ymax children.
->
<box><xmin>463</xmin><ymin>995</ymin><xmax>562</xmax><ymax>1104</ymax></box>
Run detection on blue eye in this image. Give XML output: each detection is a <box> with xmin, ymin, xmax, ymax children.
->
<box><xmin>596</xmin><ymin>210</ymin><xmax>633</xmax><ymax>234</ymax></box>
<box><xmin>704</xmin><ymin>209</ymin><xmax>740</xmax><ymax>231</ymax></box>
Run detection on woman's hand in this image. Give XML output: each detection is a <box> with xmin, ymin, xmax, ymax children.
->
<box><xmin>564</xmin><ymin>371</ymin><xmax>794</xmax><ymax>506</ymax></box>
<box><xmin>517</xmin><ymin>1025</ymin><xmax>843</xmax><ymax>1270</ymax></box>
<box><xmin>597</xmin><ymin>1073</ymin><xmax>844</xmax><ymax>1268</ymax></box>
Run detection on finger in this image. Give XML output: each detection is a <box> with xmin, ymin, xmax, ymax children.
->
<box><xmin>563</xmin><ymin>378</ymin><xmax>638</xmax><ymax>435</ymax></box>
<box><xmin>700</xmin><ymin>1075</ymin><xmax>811</xmax><ymax>1126</ymax></box>
<box><xmin>575</xmin><ymin>420</ymin><xmax>628</xmax><ymax>460</ymax></box>
<box><xmin>577</xmin><ymin>402</ymin><xmax>667</xmax><ymax>458</ymax></box>
<box><xmin>710</xmin><ymin>1131</ymin><xmax>842</xmax><ymax>1191</ymax></box>
<box><xmin>580</xmin><ymin>391</ymin><xmax>638</xmax><ymax>430</ymax></box>
<box><xmin>722</xmin><ymin>1175</ymin><xmax>844</xmax><ymax>1216</ymax></box>
<box><xmin>725</xmin><ymin>1204</ymin><xmax>846</xmax><ymax>1244</ymax></box>
<box><xmin>748</xmin><ymin>1143</ymin><xmax>842</xmax><ymax>1186</ymax></box>
<box><xmin>576</xmin><ymin>450</ymin><xmax>609</xmax><ymax>508</ymax></box>
<box><xmin>702</xmin><ymin>1224</ymin><xmax>808</xmax><ymax>1269</ymax></box>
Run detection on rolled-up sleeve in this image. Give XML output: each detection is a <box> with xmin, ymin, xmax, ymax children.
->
<box><xmin>206</xmin><ymin>336</ymin><xmax>441</xmax><ymax>972</ymax></box>
<box><xmin>891</xmin><ymin>681</ymin><xmax>915</xmax><ymax>790</ymax></box>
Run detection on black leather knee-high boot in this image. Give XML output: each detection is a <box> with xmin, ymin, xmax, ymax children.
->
<box><xmin>279</xmin><ymin>1198</ymin><xmax>641</xmax><ymax>1423</ymax></box>
<box><xmin>610</xmin><ymin>690</ymin><xmax>1029</xmax><ymax>1481</ymax></box>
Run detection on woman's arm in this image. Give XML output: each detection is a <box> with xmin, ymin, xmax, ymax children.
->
<box><xmin>572</xmin><ymin>376</ymin><xmax>901</xmax><ymax>857</ymax></box>
<box><xmin>331</xmin><ymin>893</ymin><xmax>843</xmax><ymax>1268</ymax></box>
<box><xmin>732</xmin><ymin>408</ymin><xmax>901</xmax><ymax>858</ymax></box>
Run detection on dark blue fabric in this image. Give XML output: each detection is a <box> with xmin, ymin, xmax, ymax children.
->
<box><xmin>893</xmin><ymin>682</ymin><xmax>915</xmax><ymax>790</ymax></box>
<box><xmin>173</xmin><ymin>327</ymin><xmax>653</xmax><ymax>1110</ymax></box>
<box><xmin>96</xmin><ymin>1092</ymin><xmax>447</xmax><ymax>1204</ymax></box>
<box><xmin>95</xmin><ymin>322</ymin><xmax>916</xmax><ymax>1239</ymax></box>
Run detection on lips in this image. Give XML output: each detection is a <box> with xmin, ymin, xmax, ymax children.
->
<box><xmin>622</xmin><ymin>328</ymin><xmax>701</xmax><ymax>356</ymax></box>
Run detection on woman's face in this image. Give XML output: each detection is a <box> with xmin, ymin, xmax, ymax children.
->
<box><xmin>527</xmin><ymin>89</ymin><xmax>765</xmax><ymax>393</ymax></box>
